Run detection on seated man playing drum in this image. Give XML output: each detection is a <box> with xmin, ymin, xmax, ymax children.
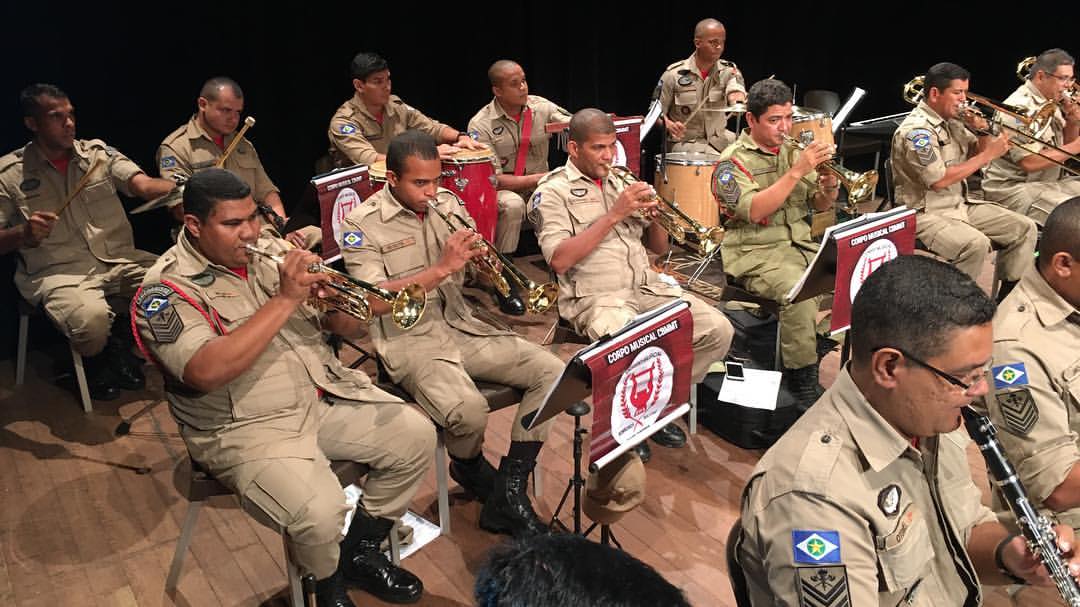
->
<box><xmin>714</xmin><ymin>78</ymin><xmax>839</xmax><ymax>406</ymax></box>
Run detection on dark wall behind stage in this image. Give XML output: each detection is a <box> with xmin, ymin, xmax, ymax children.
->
<box><xmin>0</xmin><ymin>1</ymin><xmax>1074</xmax><ymax>351</ymax></box>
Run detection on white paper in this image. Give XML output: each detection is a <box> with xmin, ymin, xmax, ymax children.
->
<box><xmin>717</xmin><ymin>369</ymin><xmax>782</xmax><ymax>410</ymax></box>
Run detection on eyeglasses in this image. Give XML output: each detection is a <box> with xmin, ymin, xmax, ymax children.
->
<box><xmin>1048</xmin><ymin>73</ymin><xmax>1076</xmax><ymax>84</ymax></box>
<box><xmin>873</xmin><ymin>346</ymin><xmax>991</xmax><ymax>395</ymax></box>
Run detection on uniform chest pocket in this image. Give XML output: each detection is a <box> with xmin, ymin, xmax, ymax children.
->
<box><xmin>383</xmin><ymin>246</ymin><xmax>424</xmax><ymax>280</ymax></box>
<box><xmin>567</xmin><ymin>200</ymin><xmax>604</xmax><ymax>228</ymax></box>
<box><xmin>875</xmin><ymin>504</ymin><xmax>932</xmax><ymax>592</ymax></box>
<box><xmin>674</xmin><ymin>89</ymin><xmax>699</xmax><ymax>108</ymax></box>
<box><xmin>81</xmin><ymin>178</ymin><xmax>123</xmax><ymax>224</ymax></box>
<box><xmin>207</xmin><ymin>295</ymin><xmax>257</xmax><ymax>332</ymax></box>
<box><xmin>707</xmin><ymin>87</ymin><xmax>725</xmax><ymax>103</ymax></box>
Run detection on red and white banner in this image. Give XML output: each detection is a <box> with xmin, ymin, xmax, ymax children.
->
<box><xmin>581</xmin><ymin>301</ymin><xmax>693</xmax><ymax>469</ymax></box>
<box><xmin>832</xmin><ymin>209</ymin><xmax>916</xmax><ymax>332</ymax></box>
<box><xmin>315</xmin><ymin>164</ymin><xmax>377</xmax><ymax>262</ymax></box>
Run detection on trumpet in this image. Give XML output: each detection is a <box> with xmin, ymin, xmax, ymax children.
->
<box><xmin>244</xmin><ymin>244</ymin><xmax>426</xmax><ymax>329</ymax></box>
<box><xmin>425</xmin><ymin>201</ymin><xmax>559</xmax><ymax>314</ymax></box>
<box><xmin>606</xmin><ymin>164</ymin><xmax>725</xmax><ymax>256</ymax></box>
<box><xmin>779</xmin><ymin>135</ymin><xmax>879</xmax><ymax>213</ymax></box>
<box><xmin>903</xmin><ymin>75</ymin><xmax>1080</xmax><ymax>177</ymax></box>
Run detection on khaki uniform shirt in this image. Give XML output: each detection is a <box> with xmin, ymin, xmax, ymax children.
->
<box><xmin>715</xmin><ymin>130</ymin><xmax>818</xmax><ymax>250</ymax></box>
<box><xmin>891</xmin><ymin>101</ymin><xmax>978</xmax><ymax>216</ymax></box>
<box><xmin>339</xmin><ymin>187</ymin><xmax>510</xmax><ymax>370</ymax></box>
<box><xmin>658</xmin><ymin>54</ymin><xmax>746</xmax><ymax>152</ymax></box>
<box><xmin>466</xmin><ymin>95</ymin><xmax>570</xmax><ymax>182</ymax></box>
<box><xmin>133</xmin><ymin>230</ymin><xmax>399</xmax><ymax>470</ymax></box>
<box><xmin>977</xmin><ymin>264</ymin><xmax>1080</xmax><ymax>529</ymax></box>
<box><xmin>739</xmin><ymin>368</ymin><xmax>995</xmax><ymax>607</ymax></box>
<box><xmin>0</xmin><ymin>139</ymin><xmax>153</xmax><ymax>299</ymax></box>
<box><xmin>157</xmin><ymin>116</ymin><xmax>279</xmax><ymax>203</ymax></box>
<box><xmin>983</xmin><ymin>81</ymin><xmax>1070</xmax><ymax>192</ymax></box>
<box><xmin>531</xmin><ymin>161</ymin><xmax>681</xmax><ymax>321</ymax></box>
<box><xmin>328</xmin><ymin>94</ymin><xmax>446</xmax><ymax>166</ymax></box>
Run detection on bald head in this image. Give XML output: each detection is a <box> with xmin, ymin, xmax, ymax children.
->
<box><xmin>694</xmin><ymin>18</ymin><xmax>724</xmax><ymax>38</ymax></box>
<box><xmin>488</xmin><ymin>60</ymin><xmax>521</xmax><ymax>86</ymax></box>
<box><xmin>569</xmin><ymin>108</ymin><xmax>614</xmax><ymax>144</ymax></box>
<box><xmin>199</xmin><ymin>77</ymin><xmax>243</xmax><ymax>102</ymax></box>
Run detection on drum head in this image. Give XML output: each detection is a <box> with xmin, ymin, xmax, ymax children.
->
<box><xmin>446</xmin><ymin>147</ymin><xmax>495</xmax><ymax>163</ymax></box>
<box><xmin>654</xmin><ymin>151</ymin><xmax>722</xmax><ymax>166</ymax></box>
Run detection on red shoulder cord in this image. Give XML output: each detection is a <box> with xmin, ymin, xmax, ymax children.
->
<box><xmin>129</xmin><ymin>279</ymin><xmax>228</xmax><ymax>373</ymax></box>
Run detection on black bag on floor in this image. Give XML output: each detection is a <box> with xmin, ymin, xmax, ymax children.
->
<box><xmin>695</xmin><ymin>370</ymin><xmax>807</xmax><ymax>450</ymax></box>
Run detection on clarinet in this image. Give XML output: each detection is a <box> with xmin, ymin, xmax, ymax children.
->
<box><xmin>961</xmin><ymin>406</ymin><xmax>1080</xmax><ymax>605</ymax></box>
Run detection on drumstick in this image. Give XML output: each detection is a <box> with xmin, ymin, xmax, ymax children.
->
<box><xmin>54</xmin><ymin>157</ymin><xmax>104</xmax><ymax>217</ymax></box>
<box><xmin>216</xmin><ymin>116</ymin><xmax>256</xmax><ymax>168</ymax></box>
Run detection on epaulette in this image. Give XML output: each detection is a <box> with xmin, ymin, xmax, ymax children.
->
<box><xmin>536</xmin><ymin>166</ymin><xmax>566</xmax><ymax>186</ymax></box>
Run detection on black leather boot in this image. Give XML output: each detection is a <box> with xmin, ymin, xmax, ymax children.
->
<box><xmin>650</xmin><ymin>423</ymin><xmax>687</xmax><ymax>448</ymax></box>
<box><xmin>82</xmin><ymin>352</ymin><xmax>120</xmax><ymax>401</ymax></box>
<box><xmin>449</xmin><ymin>453</ymin><xmax>497</xmax><ymax>502</ymax></box>
<box><xmin>105</xmin><ymin>336</ymin><xmax>145</xmax><ymax>391</ymax></box>
<box><xmin>315</xmin><ymin>569</ymin><xmax>355</xmax><ymax>607</ymax></box>
<box><xmin>492</xmin><ymin>281</ymin><xmax>526</xmax><ymax>316</ymax></box>
<box><xmin>479</xmin><ymin>457</ymin><xmax>548</xmax><ymax>538</ymax></box>
<box><xmin>341</xmin><ymin>509</ymin><xmax>423</xmax><ymax>604</ymax></box>
<box><xmin>786</xmin><ymin>364</ymin><xmax>824</xmax><ymax>409</ymax></box>
<box><xmin>633</xmin><ymin>441</ymin><xmax>652</xmax><ymax>464</ymax></box>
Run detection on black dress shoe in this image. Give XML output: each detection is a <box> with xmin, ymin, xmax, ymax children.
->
<box><xmin>449</xmin><ymin>453</ymin><xmax>498</xmax><ymax>502</ymax></box>
<box><xmin>315</xmin><ymin>570</ymin><xmax>356</xmax><ymax>607</ymax></box>
<box><xmin>650</xmin><ymin>423</ymin><xmax>687</xmax><ymax>448</ymax></box>
<box><xmin>493</xmin><ymin>290</ymin><xmax>526</xmax><ymax>316</ymax></box>
<box><xmin>110</xmin><ymin>361</ymin><xmax>146</xmax><ymax>391</ymax></box>
<box><xmin>633</xmin><ymin>441</ymin><xmax>652</xmax><ymax>464</ymax></box>
<box><xmin>342</xmin><ymin>511</ymin><xmax>423</xmax><ymax>604</ymax></box>
<box><xmin>87</xmin><ymin>379</ymin><xmax>121</xmax><ymax>402</ymax></box>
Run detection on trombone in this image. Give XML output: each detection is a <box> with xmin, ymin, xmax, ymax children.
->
<box><xmin>1017</xmin><ymin>55</ymin><xmax>1080</xmax><ymax>103</ymax></box>
<box><xmin>244</xmin><ymin>244</ymin><xmax>426</xmax><ymax>329</ymax></box>
<box><xmin>425</xmin><ymin>201</ymin><xmax>559</xmax><ymax>314</ymax></box>
<box><xmin>779</xmin><ymin>135</ymin><xmax>879</xmax><ymax>214</ymax></box>
<box><xmin>606</xmin><ymin>164</ymin><xmax>725</xmax><ymax>256</ymax></box>
<box><xmin>903</xmin><ymin>75</ymin><xmax>1080</xmax><ymax>176</ymax></box>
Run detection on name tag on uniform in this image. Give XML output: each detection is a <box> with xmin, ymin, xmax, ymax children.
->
<box><xmin>752</xmin><ymin>167</ymin><xmax>776</xmax><ymax>176</ymax></box>
<box><xmin>876</xmin><ymin>505</ymin><xmax>917</xmax><ymax>550</ymax></box>
<box><xmin>381</xmin><ymin>237</ymin><xmax>416</xmax><ymax>253</ymax></box>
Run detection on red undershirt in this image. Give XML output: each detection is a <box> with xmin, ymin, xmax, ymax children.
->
<box><xmin>50</xmin><ymin>155</ymin><xmax>70</xmax><ymax>175</ymax></box>
<box><xmin>213</xmin><ymin>134</ymin><xmax>225</xmax><ymax>149</ymax></box>
<box><xmin>700</xmin><ymin>69</ymin><xmax>709</xmax><ymax>80</ymax></box>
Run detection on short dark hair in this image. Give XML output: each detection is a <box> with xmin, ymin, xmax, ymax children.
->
<box><xmin>1032</xmin><ymin>48</ymin><xmax>1076</xmax><ymax>80</ymax></box>
<box><xmin>1038</xmin><ymin>196</ymin><xmax>1080</xmax><ymax>269</ymax></box>
<box><xmin>199</xmin><ymin>76</ymin><xmax>243</xmax><ymax>101</ymax></box>
<box><xmin>925</xmin><ymin>62</ymin><xmax>970</xmax><ymax>96</ymax></box>
<box><xmin>351</xmin><ymin>52</ymin><xmax>389</xmax><ymax>81</ymax></box>
<box><xmin>488</xmin><ymin>60</ymin><xmax>520</xmax><ymax>86</ymax></box>
<box><xmin>850</xmin><ymin>255</ymin><xmax>995</xmax><ymax>362</ymax></box>
<box><xmin>20</xmin><ymin>83</ymin><xmax>68</xmax><ymax>118</ymax></box>
<box><xmin>746</xmin><ymin>79</ymin><xmax>792</xmax><ymax>118</ymax></box>
<box><xmin>183</xmin><ymin>168</ymin><xmax>252</xmax><ymax>221</ymax></box>
<box><xmin>474</xmin><ymin>534</ymin><xmax>691</xmax><ymax>607</ymax></box>
<box><xmin>568</xmin><ymin>108</ymin><xmax>614</xmax><ymax>144</ymax></box>
<box><xmin>386</xmin><ymin>129</ymin><xmax>439</xmax><ymax>176</ymax></box>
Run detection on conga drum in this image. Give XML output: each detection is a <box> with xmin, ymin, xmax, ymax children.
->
<box><xmin>790</xmin><ymin>107</ymin><xmax>834</xmax><ymax>146</ymax></box>
<box><xmin>654</xmin><ymin>151</ymin><xmax>723</xmax><ymax>228</ymax></box>
<box><xmin>441</xmin><ymin>148</ymin><xmax>498</xmax><ymax>241</ymax></box>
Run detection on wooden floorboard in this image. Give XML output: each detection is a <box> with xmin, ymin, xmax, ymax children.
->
<box><xmin>0</xmin><ymin>252</ymin><xmax>1054</xmax><ymax>606</ymax></box>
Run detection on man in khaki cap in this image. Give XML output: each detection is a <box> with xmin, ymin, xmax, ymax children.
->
<box><xmin>715</xmin><ymin>78</ymin><xmax>838</xmax><ymax>406</ymax></box>
<box><xmin>974</xmin><ymin>197</ymin><xmax>1080</xmax><ymax>535</ymax></box>
<box><xmin>340</xmin><ymin>130</ymin><xmax>562</xmax><ymax>539</ymax></box>
<box><xmin>656</xmin><ymin>18</ymin><xmax>746</xmax><ymax>154</ymax></box>
<box><xmin>983</xmin><ymin>49</ymin><xmax>1080</xmax><ymax>225</ymax></box>
<box><xmin>133</xmin><ymin>168</ymin><xmax>433</xmax><ymax>607</ymax></box>
<box><xmin>0</xmin><ymin>83</ymin><xmax>176</xmax><ymax>400</ymax></box>
<box><xmin>738</xmin><ymin>255</ymin><xmax>1080</xmax><ymax>606</ymax></box>
<box><xmin>532</xmin><ymin>108</ymin><xmax>735</xmax><ymax>454</ymax></box>
<box><xmin>467</xmin><ymin>59</ymin><xmax>570</xmax><ymax>314</ymax></box>
<box><xmin>891</xmin><ymin>61</ymin><xmax>1037</xmax><ymax>295</ymax></box>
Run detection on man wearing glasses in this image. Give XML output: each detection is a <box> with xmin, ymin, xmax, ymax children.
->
<box><xmin>737</xmin><ymin>255</ymin><xmax>1080</xmax><ymax>605</ymax></box>
<box><xmin>983</xmin><ymin>49</ymin><xmax>1080</xmax><ymax>225</ymax></box>
<box><xmin>975</xmin><ymin>198</ymin><xmax>1080</xmax><ymax>541</ymax></box>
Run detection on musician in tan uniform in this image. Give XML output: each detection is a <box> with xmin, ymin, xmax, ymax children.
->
<box><xmin>133</xmin><ymin>169</ymin><xmax>433</xmax><ymax>607</ymax></box>
<box><xmin>975</xmin><ymin>198</ymin><xmax>1080</xmax><ymax>534</ymax></box>
<box><xmin>738</xmin><ymin>255</ymin><xmax>1080</xmax><ymax>606</ymax></box>
<box><xmin>158</xmin><ymin>77</ymin><xmax>286</xmax><ymax>221</ymax></box>
<box><xmin>983</xmin><ymin>49</ymin><xmax>1080</xmax><ymax>225</ymax></box>
<box><xmin>340</xmin><ymin>130</ymin><xmax>561</xmax><ymax>538</ymax></box>
<box><xmin>0</xmin><ymin>84</ymin><xmax>176</xmax><ymax>400</ymax></box>
<box><xmin>532</xmin><ymin>108</ymin><xmax>735</xmax><ymax>451</ymax></box>
<box><xmin>657</xmin><ymin>18</ymin><xmax>746</xmax><ymax>154</ymax></box>
<box><xmin>715</xmin><ymin>78</ymin><xmax>838</xmax><ymax>405</ymax></box>
<box><xmin>891</xmin><ymin>62</ymin><xmax>1037</xmax><ymax>297</ymax></box>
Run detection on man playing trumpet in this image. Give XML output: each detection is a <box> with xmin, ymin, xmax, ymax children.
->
<box><xmin>891</xmin><ymin>62</ymin><xmax>1037</xmax><ymax>297</ymax></box>
<box><xmin>133</xmin><ymin>169</ymin><xmax>434</xmax><ymax>606</ymax></box>
<box><xmin>983</xmin><ymin>49</ymin><xmax>1080</xmax><ymax>225</ymax></box>
<box><xmin>340</xmin><ymin>130</ymin><xmax>562</xmax><ymax>538</ymax></box>
<box><xmin>715</xmin><ymin>78</ymin><xmax>838</xmax><ymax>406</ymax></box>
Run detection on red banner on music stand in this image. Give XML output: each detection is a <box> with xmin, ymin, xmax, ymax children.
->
<box><xmin>546</xmin><ymin>115</ymin><xmax>644</xmax><ymax>177</ymax></box>
<box><xmin>314</xmin><ymin>164</ymin><xmax>376</xmax><ymax>262</ymax></box>
<box><xmin>832</xmin><ymin>208</ymin><xmax>916</xmax><ymax>332</ymax></box>
<box><xmin>580</xmin><ymin>301</ymin><xmax>693</xmax><ymax>469</ymax></box>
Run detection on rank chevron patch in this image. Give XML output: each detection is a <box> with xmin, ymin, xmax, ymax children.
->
<box><xmin>997</xmin><ymin>388</ymin><xmax>1038</xmax><ymax>436</ymax></box>
<box><xmin>797</xmin><ymin>566</ymin><xmax>850</xmax><ymax>607</ymax></box>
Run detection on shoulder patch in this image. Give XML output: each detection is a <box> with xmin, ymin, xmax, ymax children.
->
<box><xmin>342</xmin><ymin>230</ymin><xmax>364</xmax><ymax>249</ymax></box>
<box><xmin>337</xmin><ymin>123</ymin><xmax>357</xmax><ymax>135</ymax></box>
<box><xmin>677</xmin><ymin>75</ymin><xmax>693</xmax><ymax>86</ymax></box>
<box><xmin>530</xmin><ymin>191</ymin><xmax>542</xmax><ymax>211</ymax></box>
<box><xmin>796</xmin><ymin>565</ymin><xmax>849</xmax><ymax>607</ymax></box>
<box><xmin>907</xmin><ymin>128</ymin><xmax>937</xmax><ymax>166</ymax></box>
<box><xmin>992</xmin><ymin>362</ymin><xmax>1029</xmax><ymax>389</ymax></box>
<box><xmin>570</xmin><ymin>187</ymin><xmax>588</xmax><ymax>197</ymax></box>
<box><xmin>792</xmin><ymin>530</ymin><xmax>842</xmax><ymax>564</ymax></box>
<box><xmin>136</xmin><ymin>284</ymin><xmax>184</xmax><ymax>343</ymax></box>
<box><xmin>160</xmin><ymin>156</ymin><xmax>177</xmax><ymax>169</ymax></box>
<box><xmin>712</xmin><ymin>160</ymin><xmax>742</xmax><ymax>212</ymax></box>
<box><xmin>877</xmin><ymin>485</ymin><xmax>901</xmax><ymax>517</ymax></box>
<box><xmin>997</xmin><ymin>388</ymin><xmax>1037</xmax><ymax>436</ymax></box>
